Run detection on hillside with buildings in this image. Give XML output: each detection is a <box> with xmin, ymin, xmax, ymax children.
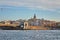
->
<box><xmin>0</xmin><ymin>14</ymin><xmax>60</xmax><ymax>30</ymax></box>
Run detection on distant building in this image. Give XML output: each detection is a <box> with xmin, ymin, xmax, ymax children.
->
<box><xmin>0</xmin><ymin>21</ymin><xmax>5</xmax><ymax>24</ymax></box>
<box><xmin>28</xmin><ymin>14</ymin><xmax>42</xmax><ymax>26</ymax></box>
<box><xmin>56</xmin><ymin>22</ymin><xmax>60</xmax><ymax>27</ymax></box>
<box><xmin>5</xmin><ymin>21</ymin><xmax>13</xmax><ymax>24</ymax></box>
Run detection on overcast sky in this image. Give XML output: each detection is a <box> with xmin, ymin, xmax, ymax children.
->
<box><xmin>0</xmin><ymin>0</ymin><xmax>60</xmax><ymax>22</ymax></box>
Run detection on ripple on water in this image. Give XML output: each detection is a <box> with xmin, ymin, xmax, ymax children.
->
<box><xmin>0</xmin><ymin>30</ymin><xmax>60</xmax><ymax>40</ymax></box>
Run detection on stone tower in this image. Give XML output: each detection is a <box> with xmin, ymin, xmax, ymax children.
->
<box><xmin>34</xmin><ymin>14</ymin><xmax>36</xmax><ymax>19</ymax></box>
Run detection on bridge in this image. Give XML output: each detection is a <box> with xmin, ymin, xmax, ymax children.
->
<box><xmin>0</xmin><ymin>24</ymin><xmax>19</xmax><ymax>27</ymax></box>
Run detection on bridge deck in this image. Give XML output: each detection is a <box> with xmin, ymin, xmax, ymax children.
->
<box><xmin>0</xmin><ymin>24</ymin><xmax>19</xmax><ymax>27</ymax></box>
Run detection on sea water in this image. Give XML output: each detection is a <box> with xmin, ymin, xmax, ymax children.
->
<box><xmin>0</xmin><ymin>30</ymin><xmax>60</xmax><ymax>40</ymax></box>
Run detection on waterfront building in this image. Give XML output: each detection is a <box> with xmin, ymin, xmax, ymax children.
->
<box><xmin>0</xmin><ymin>21</ymin><xmax>5</xmax><ymax>24</ymax></box>
<box><xmin>56</xmin><ymin>22</ymin><xmax>60</xmax><ymax>27</ymax></box>
<box><xmin>24</xmin><ymin>21</ymin><xmax>28</xmax><ymax>29</ymax></box>
<box><xmin>5</xmin><ymin>21</ymin><xmax>12</xmax><ymax>24</ymax></box>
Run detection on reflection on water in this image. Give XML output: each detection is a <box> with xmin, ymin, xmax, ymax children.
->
<box><xmin>0</xmin><ymin>30</ymin><xmax>60</xmax><ymax>40</ymax></box>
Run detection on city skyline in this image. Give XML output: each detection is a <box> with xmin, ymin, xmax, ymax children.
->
<box><xmin>0</xmin><ymin>0</ymin><xmax>60</xmax><ymax>22</ymax></box>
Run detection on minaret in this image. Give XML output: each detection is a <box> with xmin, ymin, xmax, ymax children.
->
<box><xmin>34</xmin><ymin>14</ymin><xmax>36</xmax><ymax>19</ymax></box>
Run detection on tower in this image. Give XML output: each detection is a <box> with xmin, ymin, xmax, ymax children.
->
<box><xmin>24</xmin><ymin>21</ymin><xmax>28</xmax><ymax>29</ymax></box>
<box><xmin>34</xmin><ymin>14</ymin><xmax>36</xmax><ymax>19</ymax></box>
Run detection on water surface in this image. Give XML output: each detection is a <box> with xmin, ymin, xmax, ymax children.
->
<box><xmin>0</xmin><ymin>30</ymin><xmax>60</xmax><ymax>40</ymax></box>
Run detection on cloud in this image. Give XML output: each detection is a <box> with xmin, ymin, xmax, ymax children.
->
<box><xmin>0</xmin><ymin>0</ymin><xmax>60</xmax><ymax>11</ymax></box>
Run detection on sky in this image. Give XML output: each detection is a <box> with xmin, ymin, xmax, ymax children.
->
<box><xmin>0</xmin><ymin>0</ymin><xmax>60</xmax><ymax>22</ymax></box>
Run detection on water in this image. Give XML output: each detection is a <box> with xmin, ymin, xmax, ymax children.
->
<box><xmin>0</xmin><ymin>30</ymin><xmax>60</xmax><ymax>40</ymax></box>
